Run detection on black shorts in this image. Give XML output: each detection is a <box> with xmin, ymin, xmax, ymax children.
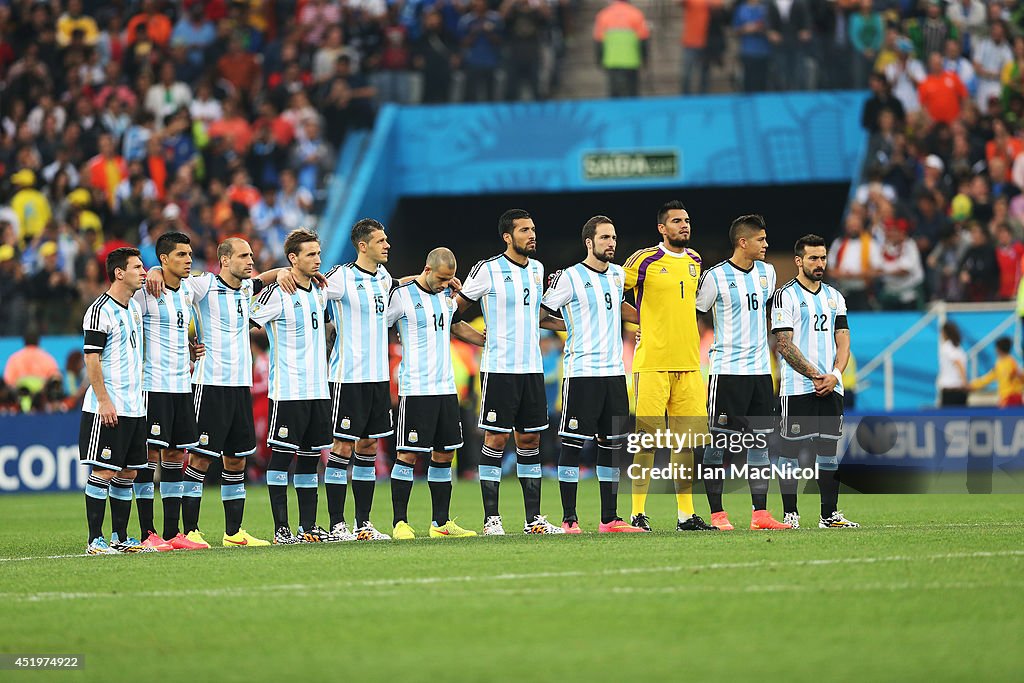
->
<box><xmin>268</xmin><ymin>398</ymin><xmax>333</xmax><ymax>453</ymax></box>
<box><xmin>779</xmin><ymin>392</ymin><xmax>844</xmax><ymax>441</ymax></box>
<box><xmin>558</xmin><ymin>376</ymin><xmax>630</xmax><ymax>440</ymax></box>
<box><xmin>79</xmin><ymin>413</ymin><xmax>148</xmax><ymax>472</ymax></box>
<box><xmin>478</xmin><ymin>372</ymin><xmax>548</xmax><ymax>433</ymax></box>
<box><xmin>330</xmin><ymin>381</ymin><xmax>394</xmax><ymax>441</ymax></box>
<box><xmin>192</xmin><ymin>384</ymin><xmax>257</xmax><ymax>458</ymax></box>
<box><xmin>396</xmin><ymin>394</ymin><xmax>463</xmax><ymax>453</ymax></box>
<box><xmin>146</xmin><ymin>391</ymin><xmax>199</xmax><ymax>450</ymax></box>
<box><xmin>707</xmin><ymin>374</ymin><xmax>775</xmax><ymax>434</ymax></box>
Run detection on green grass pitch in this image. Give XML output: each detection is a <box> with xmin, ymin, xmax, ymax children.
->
<box><xmin>1</xmin><ymin>481</ymin><xmax>1021</xmax><ymax>682</ymax></box>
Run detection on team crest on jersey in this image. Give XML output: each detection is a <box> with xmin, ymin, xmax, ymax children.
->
<box><xmin>791</xmin><ymin>423</ymin><xmax>801</xmax><ymax>435</ymax></box>
<box><xmin>828</xmin><ymin>299</ymin><xmax>837</xmax><ymax>309</ymax></box>
<box><xmin>612</xmin><ymin>273</ymin><xmax>621</xmax><ymax>287</ymax></box>
<box><xmin>759</xmin><ymin>276</ymin><xmax>768</xmax><ymax>289</ymax></box>
<box><xmin>689</xmin><ymin>264</ymin><xmax>697</xmax><ymax>277</ymax></box>
<box><xmin>278</xmin><ymin>426</ymin><xmax>289</xmax><ymax>438</ymax></box>
<box><xmin>151</xmin><ymin>423</ymin><xmax>161</xmax><ymax>436</ymax></box>
<box><xmin>199</xmin><ymin>433</ymin><xmax>209</xmax><ymax>446</ymax></box>
<box><xmin>100</xmin><ymin>447</ymin><xmax>112</xmax><ymax>460</ymax></box>
<box><xmin>341</xmin><ymin>418</ymin><xmax>351</xmax><ymax>430</ymax></box>
<box><xmin>533</xmin><ymin>273</ymin><xmax>541</xmax><ymax>285</ymax></box>
<box><xmin>134</xmin><ymin>312</ymin><xmax>141</xmax><ymax>324</ymax></box>
<box><xmin>717</xmin><ymin>414</ymin><xmax>728</xmax><ymax>426</ymax></box>
<box><xmin>568</xmin><ymin>418</ymin><xmax>578</xmax><ymax>430</ymax></box>
<box><xmin>486</xmin><ymin>410</ymin><xmax>497</xmax><ymax>423</ymax></box>
<box><xmin>408</xmin><ymin>430</ymin><xmax>418</xmax><ymax>443</ymax></box>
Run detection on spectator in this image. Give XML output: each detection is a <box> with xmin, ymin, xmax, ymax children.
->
<box><xmin>208</xmin><ymin>98</ymin><xmax>254</xmax><ymax>155</ymax></box>
<box><xmin>376</xmin><ymin>7</ymin><xmax>415</xmax><ymax>104</ymax></box>
<box><xmin>885</xmin><ymin>37</ymin><xmax>926</xmax><ymax>117</ymax></box>
<box><xmin>291</xmin><ymin>119</ymin><xmax>333</xmax><ymax>195</ymax></box>
<box><xmin>461</xmin><ymin>0</ymin><xmax>505</xmax><ymax>102</ymax></box>
<box><xmin>926</xmin><ymin>225</ymin><xmax>968</xmax><ymax>300</ymax></box>
<box><xmin>919</xmin><ymin>51</ymin><xmax>968</xmax><ymax>124</ymax></box>
<box><xmin>973</xmin><ymin>20</ymin><xmax>1013</xmax><ymax>113</ymax></box>
<box><xmin>125</xmin><ymin>0</ymin><xmax>173</xmax><ymax>47</ymax></box>
<box><xmin>145</xmin><ymin>62</ymin><xmax>193</xmax><ymax>128</ymax></box>
<box><xmin>503</xmin><ymin>0</ymin><xmax>550</xmax><ymax>101</ymax></box>
<box><xmin>937</xmin><ymin>321</ymin><xmax>969</xmax><ymax>406</ymax></box>
<box><xmin>9</xmin><ymin>169</ymin><xmax>52</xmax><ymax>246</ymax></box>
<box><xmin>414</xmin><ymin>10</ymin><xmax>459</xmax><ymax>104</ymax></box>
<box><xmin>946</xmin><ymin>0</ymin><xmax>988</xmax><ymax>52</ymax></box>
<box><xmin>879</xmin><ymin>218</ymin><xmax>925</xmax><ymax>309</ymax></box>
<box><xmin>0</xmin><ymin>243</ymin><xmax>29</xmax><ymax>335</ymax></box>
<box><xmin>944</xmin><ymin>37</ymin><xmax>977</xmax><ymax>100</ymax></box>
<box><xmin>56</xmin><ymin>0</ymin><xmax>99</xmax><ymax>47</ymax></box>
<box><xmin>849</xmin><ymin>0</ymin><xmax>883</xmax><ymax>89</ymax></box>
<box><xmin>862</xmin><ymin>71</ymin><xmax>906</xmax><ymax>133</ymax></box>
<box><xmin>28</xmin><ymin>241</ymin><xmax>77</xmax><ymax>333</ymax></box>
<box><xmin>994</xmin><ymin>222</ymin><xmax>1024</xmax><ymax>299</ymax></box>
<box><xmin>829</xmin><ymin>210</ymin><xmax>882</xmax><ymax>310</ymax></box>
<box><xmin>767</xmin><ymin>0</ymin><xmax>812</xmax><ymax>91</ymax></box>
<box><xmin>959</xmin><ymin>221</ymin><xmax>1000</xmax><ymax>301</ymax></box>
<box><xmin>84</xmin><ymin>133</ymin><xmax>128</xmax><ymax>209</ymax></box>
<box><xmin>2</xmin><ymin>329</ymin><xmax>60</xmax><ymax>392</ymax></box>
<box><xmin>218</xmin><ymin>36</ymin><xmax>262</xmax><ymax>102</ymax></box>
<box><xmin>172</xmin><ymin>0</ymin><xmax>217</xmax><ymax>69</ymax></box>
<box><xmin>734</xmin><ymin>0</ymin><xmax>771</xmax><ymax>93</ymax></box>
<box><xmin>680</xmin><ymin>0</ymin><xmax>722</xmax><ymax>94</ymax></box>
<box><xmin>907</xmin><ymin>0</ymin><xmax>957</xmax><ymax>60</ymax></box>
<box><xmin>912</xmin><ymin>188</ymin><xmax>950</xmax><ymax>255</ymax></box>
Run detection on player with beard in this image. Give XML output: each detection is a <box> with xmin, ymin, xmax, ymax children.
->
<box><xmin>623</xmin><ymin>201</ymin><xmax>718</xmax><ymax>532</ymax></box>
<box><xmin>771</xmin><ymin>234</ymin><xmax>859</xmax><ymax>528</ymax></box>
<box><xmin>457</xmin><ymin>209</ymin><xmax>566</xmax><ymax>535</ymax></box>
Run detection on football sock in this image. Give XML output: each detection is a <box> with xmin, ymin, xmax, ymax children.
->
<box><xmin>703</xmin><ymin>446</ymin><xmax>725</xmax><ymax>513</ymax></box>
<box><xmin>391</xmin><ymin>460</ymin><xmax>414</xmax><ymax>526</ymax></box>
<box><xmin>134</xmin><ymin>461</ymin><xmax>156</xmax><ymax>536</ymax></box>
<box><xmin>558</xmin><ymin>437</ymin><xmax>584</xmax><ymax>522</ymax></box>
<box><xmin>478</xmin><ymin>445</ymin><xmax>503</xmax><ymax>518</ymax></box>
<box><xmin>181</xmin><ymin>465</ymin><xmax>206</xmax><ymax>533</ymax></box>
<box><xmin>109</xmin><ymin>476</ymin><xmax>134</xmax><ymax>540</ymax></box>
<box><xmin>630</xmin><ymin>450</ymin><xmax>654</xmax><ymax>517</ymax></box>
<box><xmin>352</xmin><ymin>452</ymin><xmax>377</xmax><ymax>527</ymax></box>
<box><xmin>428</xmin><ymin>459</ymin><xmax>453</xmax><ymax>526</ymax></box>
<box><xmin>516</xmin><ymin>447</ymin><xmax>542</xmax><ymax>521</ymax></box>
<box><xmin>294</xmin><ymin>453</ymin><xmax>320</xmax><ymax>531</ymax></box>
<box><xmin>85</xmin><ymin>474</ymin><xmax>109</xmax><ymax>543</ymax></box>
<box><xmin>671</xmin><ymin>446</ymin><xmax>695</xmax><ymax>519</ymax></box>
<box><xmin>325</xmin><ymin>452</ymin><xmax>350</xmax><ymax>527</ymax></box>
<box><xmin>221</xmin><ymin>468</ymin><xmax>246</xmax><ymax>536</ymax></box>
<box><xmin>778</xmin><ymin>455</ymin><xmax>800</xmax><ymax>515</ymax></box>
<box><xmin>159</xmin><ymin>460</ymin><xmax>184</xmax><ymax>539</ymax></box>
<box><xmin>747</xmin><ymin>447</ymin><xmax>770</xmax><ymax>511</ymax></box>
<box><xmin>815</xmin><ymin>440</ymin><xmax>840</xmax><ymax>518</ymax></box>
<box><xmin>597</xmin><ymin>441</ymin><xmax>621</xmax><ymax>524</ymax></box>
<box><xmin>267</xmin><ymin>449</ymin><xmax>293</xmax><ymax>530</ymax></box>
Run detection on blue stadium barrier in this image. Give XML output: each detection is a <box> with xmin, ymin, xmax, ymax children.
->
<box><xmin>320</xmin><ymin>92</ymin><xmax>867</xmax><ymax>266</ymax></box>
<box><xmin>0</xmin><ymin>412</ymin><xmax>84</xmax><ymax>493</ymax></box>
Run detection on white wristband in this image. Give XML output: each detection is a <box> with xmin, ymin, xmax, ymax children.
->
<box><xmin>831</xmin><ymin>368</ymin><xmax>843</xmax><ymax>383</ymax></box>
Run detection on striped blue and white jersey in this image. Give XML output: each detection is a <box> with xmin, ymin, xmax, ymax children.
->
<box><xmin>541</xmin><ymin>262</ymin><xmax>625</xmax><ymax>378</ymax></box>
<box><xmin>324</xmin><ymin>262</ymin><xmax>393</xmax><ymax>384</ymax></box>
<box><xmin>695</xmin><ymin>260</ymin><xmax>776</xmax><ymax>376</ymax></box>
<box><xmin>83</xmin><ymin>293</ymin><xmax>146</xmax><ymax>418</ymax></box>
<box><xmin>771</xmin><ymin>280</ymin><xmax>848</xmax><ymax>396</ymax></box>
<box><xmin>387</xmin><ymin>280</ymin><xmax>458</xmax><ymax>396</ymax></box>
<box><xmin>190</xmin><ymin>273</ymin><xmax>262</xmax><ymax>387</ymax></box>
<box><xmin>132</xmin><ymin>280</ymin><xmax>195</xmax><ymax>393</ymax></box>
<box><xmin>459</xmin><ymin>254</ymin><xmax>544</xmax><ymax>375</ymax></box>
<box><xmin>250</xmin><ymin>283</ymin><xmax>330</xmax><ymax>402</ymax></box>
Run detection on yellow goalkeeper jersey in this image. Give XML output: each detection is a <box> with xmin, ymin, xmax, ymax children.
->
<box><xmin>623</xmin><ymin>244</ymin><xmax>702</xmax><ymax>372</ymax></box>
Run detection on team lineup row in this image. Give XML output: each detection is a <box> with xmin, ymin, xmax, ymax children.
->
<box><xmin>78</xmin><ymin>202</ymin><xmax>858</xmax><ymax>555</ymax></box>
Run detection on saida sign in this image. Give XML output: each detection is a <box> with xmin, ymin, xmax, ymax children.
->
<box><xmin>582</xmin><ymin>151</ymin><xmax>679</xmax><ymax>181</ymax></box>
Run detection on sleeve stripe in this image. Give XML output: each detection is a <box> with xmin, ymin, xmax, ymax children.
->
<box><xmin>624</xmin><ymin>247</ymin><xmax>659</xmax><ymax>269</ymax></box>
<box><xmin>256</xmin><ymin>283</ymin><xmax>278</xmax><ymax>305</ymax></box>
<box><xmin>469</xmin><ymin>255</ymin><xmax>500</xmax><ymax>280</ymax></box>
<box><xmin>325</xmin><ymin>264</ymin><xmax>342</xmax><ymax>279</ymax></box>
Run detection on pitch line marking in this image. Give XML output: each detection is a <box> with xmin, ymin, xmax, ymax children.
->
<box><xmin>1</xmin><ymin>550</ymin><xmax>1021</xmax><ymax>603</ymax></box>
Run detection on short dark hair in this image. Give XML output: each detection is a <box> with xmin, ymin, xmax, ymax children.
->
<box><xmin>942</xmin><ymin>321</ymin><xmax>962</xmax><ymax>347</ymax></box>
<box><xmin>351</xmin><ymin>218</ymin><xmax>384</xmax><ymax>248</ymax></box>
<box><xmin>729</xmin><ymin>214</ymin><xmax>766</xmax><ymax>247</ymax></box>
<box><xmin>156</xmin><ymin>231</ymin><xmax>190</xmax><ymax>261</ymax></box>
<box><xmin>498</xmin><ymin>209</ymin><xmax>531</xmax><ymax>239</ymax></box>
<box><xmin>23</xmin><ymin>330</ymin><xmax>40</xmax><ymax>347</ymax></box>
<box><xmin>794</xmin><ymin>234</ymin><xmax>826</xmax><ymax>257</ymax></box>
<box><xmin>582</xmin><ymin>215</ymin><xmax>612</xmax><ymax>246</ymax></box>
<box><xmin>657</xmin><ymin>200</ymin><xmax>686</xmax><ymax>226</ymax></box>
<box><xmin>106</xmin><ymin>247</ymin><xmax>141</xmax><ymax>283</ymax></box>
<box><xmin>284</xmin><ymin>228</ymin><xmax>320</xmax><ymax>257</ymax></box>
<box><xmin>996</xmin><ymin>337</ymin><xmax>1013</xmax><ymax>354</ymax></box>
